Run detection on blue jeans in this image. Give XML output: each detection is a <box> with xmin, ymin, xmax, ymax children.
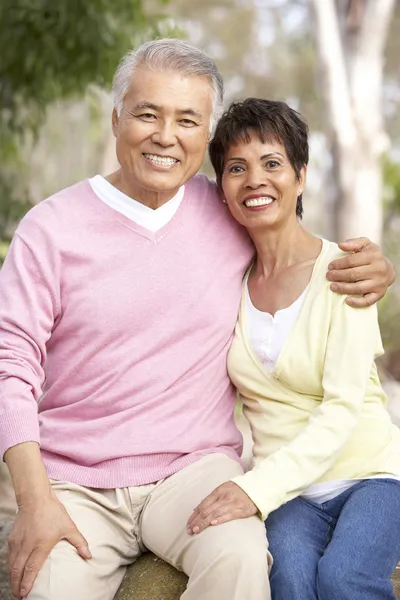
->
<box><xmin>265</xmin><ymin>479</ymin><xmax>400</xmax><ymax>600</ymax></box>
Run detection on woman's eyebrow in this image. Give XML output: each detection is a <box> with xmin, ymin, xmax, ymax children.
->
<box><xmin>225</xmin><ymin>157</ymin><xmax>246</xmax><ymax>163</ymax></box>
<box><xmin>225</xmin><ymin>152</ymin><xmax>285</xmax><ymax>163</ymax></box>
<box><xmin>260</xmin><ymin>152</ymin><xmax>285</xmax><ymax>159</ymax></box>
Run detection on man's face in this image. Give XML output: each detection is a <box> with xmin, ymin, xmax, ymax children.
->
<box><xmin>112</xmin><ymin>67</ymin><xmax>213</xmax><ymax>206</ymax></box>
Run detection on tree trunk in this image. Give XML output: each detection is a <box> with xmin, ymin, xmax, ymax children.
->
<box><xmin>311</xmin><ymin>0</ymin><xmax>395</xmax><ymax>244</ymax></box>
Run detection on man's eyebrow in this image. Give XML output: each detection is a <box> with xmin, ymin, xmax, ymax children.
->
<box><xmin>177</xmin><ymin>108</ymin><xmax>203</xmax><ymax>119</ymax></box>
<box><xmin>132</xmin><ymin>103</ymin><xmax>203</xmax><ymax>119</ymax></box>
<box><xmin>133</xmin><ymin>102</ymin><xmax>160</xmax><ymax>111</ymax></box>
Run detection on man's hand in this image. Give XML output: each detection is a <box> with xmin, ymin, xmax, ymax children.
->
<box><xmin>326</xmin><ymin>237</ymin><xmax>395</xmax><ymax>308</ymax></box>
<box><xmin>8</xmin><ymin>493</ymin><xmax>91</xmax><ymax>599</ymax></box>
<box><xmin>186</xmin><ymin>482</ymin><xmax>258</xmax><ymax>535</ymax></box>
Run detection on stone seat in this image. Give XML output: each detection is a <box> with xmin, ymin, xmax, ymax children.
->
<box><xmin>0</xmin><ymin>534</ymin><xmax>399</xmax><ymax>599</ymax></box>
<box><xmin>115</xmin><ymin>553</ymin><xmax>188</xmax><ymax>600</ymax></box>
<box><xmin>115</xmin><ymin>552</ymin><xmax>400</xmax><ymax>600</ymax></box>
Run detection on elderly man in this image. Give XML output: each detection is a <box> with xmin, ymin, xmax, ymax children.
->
<box><xmin>0</xmin><ymin>39</ymin><xmax>394</xmax><ymax>600</ymax></box>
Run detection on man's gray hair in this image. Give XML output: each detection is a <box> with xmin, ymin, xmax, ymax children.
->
<box><xmin>112</xmin><ymin>38</ymin><xmax>224</xmax><ymax>131</ymax></box>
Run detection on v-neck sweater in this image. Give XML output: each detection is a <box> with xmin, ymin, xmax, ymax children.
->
<box><xmin>0</xmin><ymin>174</ymin><xmax>253</xmax><ymax>488</ymax></box>
<box><xmin>89</xmin><ymin>174</ymin><xmax>184</xmax><ymax>232</ymax></box>
<box><xmin>229</xmin><ymin>239</ymin><xmax>400</xmax><ymax>520</ymax></box>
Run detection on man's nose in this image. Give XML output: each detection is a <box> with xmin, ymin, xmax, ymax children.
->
<box><xmin>151</xmin><ymin>121</ymin><xmax>177</xmax><ymax>147</ymax></box>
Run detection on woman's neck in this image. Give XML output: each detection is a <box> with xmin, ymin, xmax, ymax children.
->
<box><xmin>249</xmin><ymin>221</ymin><xmax>320</xmax><ymax>277</ymax></box>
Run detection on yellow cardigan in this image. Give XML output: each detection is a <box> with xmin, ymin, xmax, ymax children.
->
<box><xmin>229</xmin><ymin>239</ymin><xmax>400</xmax><ymax>520</ymax></box>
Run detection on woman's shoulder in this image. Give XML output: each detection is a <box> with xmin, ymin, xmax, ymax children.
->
<box><xmin>315</xmin><ymin>239</ymin><xmax>379</xmax><ymax>316</ymax></box>
<box><xmin>319</xmin><ymin>239</ymin><xmax>347</xmax><ymax>268</ymax></box>
<box><xmin>312</xmin><ymin>239</ymin><xmax>347</xmax><ymax>291</ymax></box>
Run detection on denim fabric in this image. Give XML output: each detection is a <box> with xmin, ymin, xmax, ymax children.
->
<box><xmin>266</xmin><ymin>478</ymin><xmax>400</xmax><ymax>600</ymax></box>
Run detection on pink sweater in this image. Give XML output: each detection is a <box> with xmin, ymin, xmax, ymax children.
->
<box><xmin>0</xmin><ymin>175</ymin><xmax>253</xmax><ymax>488</ymax></box>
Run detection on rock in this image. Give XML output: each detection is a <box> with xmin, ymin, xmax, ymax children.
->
<box><xmin>0</xmin><ymin>463</ymin><xmax>16</xmax><ymax>520</ymax></box>
<box><xmin>0</xmin><ymin>524</ymin><xmax>399</xmax><ymax>600</ymax></box>
<box><xmin>115</xmin><ymin>554</ymin><xmax>187</xmax><ymax>600</ymax></box>
<box><xmin>0</xmin><ymin>519</ymin><xmax>13</xmax><ymax>600</ymax></box>
<box><xmin>394</xmin><ymin>567</ymin><xmax>400</xmax><ymax>599</ymax></box>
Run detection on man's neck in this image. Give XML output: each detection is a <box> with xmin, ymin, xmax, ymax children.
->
<box><xmin>105</xmin><ymin>170</ymin><xmax>178</xmax><ymax>210</ymax></box>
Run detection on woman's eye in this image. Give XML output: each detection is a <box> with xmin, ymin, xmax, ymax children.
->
<box><xmin>266</xmin><ymin>160</ymin><xmax>280</xmax><ymax>169</ymax></box>
<box><xmin>228</xmin><ymin>165</ymin><xmax>245</xmax><ymax>174</ymax></box>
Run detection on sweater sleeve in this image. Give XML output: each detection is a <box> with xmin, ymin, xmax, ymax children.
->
<box><xmin>0</xmin><ymin>233</ymin><xmax>59</xmax><ymax>458</ymax></box>
<box><xmin>231</xmin><ymin>293</ymin><xmax>382</xmax><ymax>520</ymax></box>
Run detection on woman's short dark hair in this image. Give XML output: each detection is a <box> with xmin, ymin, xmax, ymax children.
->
<box><xmin>209</xmin><ymin>98</ymin><xmax>309</xmax><ymax>219</ymax></box>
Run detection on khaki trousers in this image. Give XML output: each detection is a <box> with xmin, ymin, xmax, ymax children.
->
<box><xmin>27</xmin><ymin>453</ymin><xmax>272</xmax><ymax>600</ymax></box>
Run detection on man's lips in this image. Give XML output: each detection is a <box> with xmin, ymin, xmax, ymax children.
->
<box><xmin>143</xmin><ymin>153</ymin><xmax>179</xmax><ymax>168</ymax></box>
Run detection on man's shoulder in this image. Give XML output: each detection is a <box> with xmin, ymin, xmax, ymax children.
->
<box><xmin>16</xmin><ymin>179</ymin><xmax>93</xmax><ymax>240</ymax></box>
<box><xmin>185</xmin><ymin>173</ymin><xmax>219</xmax><ymax>198</ymax></box>
<box><xmin>185</xmin><ymin>173</ymin><xmax>253</xmax><ymax>256</ymax></box>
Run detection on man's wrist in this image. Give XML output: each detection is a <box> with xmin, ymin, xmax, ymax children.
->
<box><xmin>16</xmin><ymin>483</ymin><xmax>54</xmax><ymax>509</ymax></box>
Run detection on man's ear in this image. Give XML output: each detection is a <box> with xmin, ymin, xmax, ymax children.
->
<box><xmin>112</xmin><ymin>107</ymin><xmax>119</xmax><ymax>138</ymax></box>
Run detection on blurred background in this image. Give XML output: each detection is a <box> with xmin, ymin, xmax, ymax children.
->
<box><xmin>0</xmin><ymin>0</ymin><xmax>399</xmax><ymax>522</ymax></box>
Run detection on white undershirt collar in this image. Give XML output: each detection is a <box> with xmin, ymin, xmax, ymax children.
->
<box><xmin>89</xmin><ymin>174</ymin><xmax>185</xmax><ymax>232</ymax></box>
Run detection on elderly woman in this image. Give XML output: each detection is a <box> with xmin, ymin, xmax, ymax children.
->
<box><xmin>187</xmin><ymin>98</ymin><xmax>400</xmax><ymax>600</ymax></box>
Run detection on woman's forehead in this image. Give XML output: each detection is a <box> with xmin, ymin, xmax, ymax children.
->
<box><xmin>223</xmin><ymin>131</ymin><xmax>286</xmax><ymax>157</ymax></box>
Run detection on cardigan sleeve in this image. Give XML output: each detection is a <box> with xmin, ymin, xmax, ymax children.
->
<box><xmin>0</xmin><ymin>232</ymin><xmax>59</xmax><ymax>458</ymax></box>
<box><xmin>231</xmin><ymin>293</ymin><xmax>382</xmax><ymax>520</ymax></box>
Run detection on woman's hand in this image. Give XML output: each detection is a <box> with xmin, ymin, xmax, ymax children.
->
<box><xmin>187</xmin><ymin>481</ymin><xmax>258</xmax><ymax>535</ymax></box>
<box><xmin>326</xmin><ymin>237</ymin><xmax>395</xmax><ymax>307</ymax></box>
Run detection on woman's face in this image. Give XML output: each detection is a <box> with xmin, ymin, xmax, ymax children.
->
<box><xmin>221</xmin><ymin>130</ymin><xmax>306</xmax><ymax>231</ymax></box>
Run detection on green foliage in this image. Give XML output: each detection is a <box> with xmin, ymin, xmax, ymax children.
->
<box><xmin>0</xmin><ymin>0</ymin><xmax>167</xmax><ymax>134</ymax></box>
<box><xmin>0</xmin><ymin>0</ymin><xmax>168</xmax><ymax>262</ymax></box>
<box><xmin>383</xmin><ymin>154</ymin><xmax>400</xmax><ymax>218</ymax></box>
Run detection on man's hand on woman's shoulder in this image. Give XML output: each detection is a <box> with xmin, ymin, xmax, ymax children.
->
<box><xmin>326</xmin><ymin>237</ymin><xmax>395</xmax><ymax>308</ymax></box>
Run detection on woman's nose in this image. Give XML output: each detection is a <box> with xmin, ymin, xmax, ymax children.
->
<box><xmin>244</xmin><ymin>167</ymin><xmax>269</xmax><ymax>189</ymax></box>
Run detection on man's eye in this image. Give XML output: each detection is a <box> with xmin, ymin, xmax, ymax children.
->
<box><xmin>139</xmin><ymin>113</ymin><xmax>156</xmax><ymax>120</ymax></box>
<box><xmin>180</xmin><ymin>119</ymin><xmax>197</xmax><ymax>127</ymax></box>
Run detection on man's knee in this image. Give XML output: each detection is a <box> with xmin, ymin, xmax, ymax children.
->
<box><xmin>26</xmin><ymin>540</ymin><xmax>125</xmax><ymax>600</ymax></box>
<box><xmin>193</xmin><ymin>518</ymin><xmax>271</xmax><ymax>574</ymax></box>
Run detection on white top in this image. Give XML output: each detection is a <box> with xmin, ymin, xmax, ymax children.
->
<box><xmin>245</xmin><ymin>281</ymin><xmax>399</xmax><ymax>503</ymax></box>
<box><xmin>245</xmin><ymin>283</ymin><xmax>307</xmax><ymax>372</ymax></box>
<box><xmin>89</xmin><ymin>175</ymin><xmax>184</xmax><ymax>231</ymax></box>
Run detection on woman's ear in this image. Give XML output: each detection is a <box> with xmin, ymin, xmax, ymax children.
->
<box><xmin>297</xmin><ymin>164</ymin><xmax>307</xmax><ymax>196</ymax></box>
<box><xmin>218</xmin><ymin>186</ymin><xmax>227</xmax><ymax>204</ymax></box>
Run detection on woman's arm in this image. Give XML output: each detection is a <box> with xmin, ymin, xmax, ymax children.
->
<box><xmin>187</xmin><ymin>294</ymin><xmax>381</xmax><ymax>531</ymax></box>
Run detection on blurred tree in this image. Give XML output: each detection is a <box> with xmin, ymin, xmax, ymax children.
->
<box><xmin>383</xmin><ymin>154</ymin><xmax>400</xmax><ymax>228</ymax></box>
<box><xmin>0</xmin><ymin>0</ymin><xmax>167</xmax><ymax>262</ymax></box>
<box><xmin>311</xmin><ymin>0</ymin><xmax>396</xmax><ymax>243</ymax></box>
